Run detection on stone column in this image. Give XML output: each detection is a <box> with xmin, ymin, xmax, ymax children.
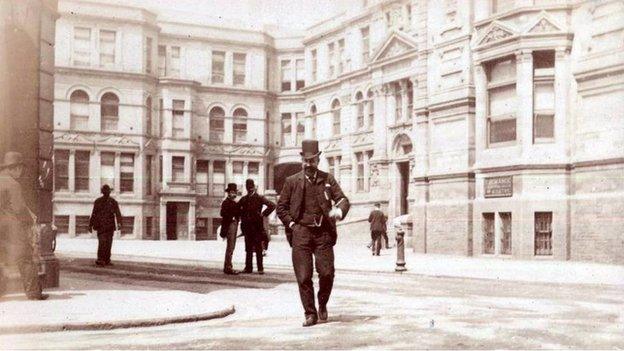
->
<box><xmin>555</xmin><ymin>48</ymin><xmax>569</xmax><ymax>157</ymax></box>
<box><xmin>114</xmin><ymin>151</ymin><xmax>121</xmax><ymax>194</ymax></box>
<box><xmin>409</xmin><ymin>77</ymin><xmax>418</xmax><ymax>123</ymax></box>
<box><xmin>188</xmin><ymin>202</ymin><xmax>196</xmax><ymax>241</ymax></box>
<box><xmin>399</xmin><ymin>80</ymin><xmax>408</xmax><ymax>123</ymax></box>
<box><xmin>370</xmin><ymin>84</ymin><xmax>390</xmax><ymax>196</ymax></box>
<box><xmin>68</xmin><ymin>150</ymin><xmax>76</xmax><ymax>192</ymax></box>
<box><xmin>474</xmin><ymin>63</ymin><xmax>488</xmax><ymax>161</ymax></box>
<box><xmin>258</xmin><ymin>162</ymin><xmax>266</xmax><ymax>193</ymax></box>
<box><xmin>243</xmin><ymin>161</ymin><xmax>249</xmax><ymax>185</ymax></box>
<box><xmin>162</xmin><ymin>154</ymin><xmax>172</xmax><ymax>189</ymax></box>
<box><xmin>208</xmin><ymin>159</ymin><xmax>214</xmax><ymax>196</ymax></box>
<box><xmin>388</xmin><ymin>83</ymin><xmax>398</xmax><ymax>125</ymax></box>
<box><xmin>92</xmin><ymin>150</ymin><xmax>101</xmax><ymax>194</ymax></box>
<box><xmin>516</xmin><ymin>50</ymin><xmax>533</xmax><ymax>159</ymax></box>
<box><xmin>224</xmin><ymin>116</ymin><xmax>234</xmax><ymax>144</ymax></box>
<box><xmin>304</xmin><ymin>114</ymin><xmax>314</xmax><ymax>139</ymax></box>
<box><xmin>225</xmin><ymin>159</ymin><xmax>233</xmax><ymax>185</ymax></box>
<box><xmin>159</xmin><ymin>202</ymin><xmax>167</xmax><ymax>240</ymax></box>
<box><xmin>69</xmin><ymin>214</ymin><xmax>76</xmax><ymax>238</ymax></box>
<box><xmin>225</xmin><ymin>51</ymin><xmax>233</xmax><ymax>85</ymax></box>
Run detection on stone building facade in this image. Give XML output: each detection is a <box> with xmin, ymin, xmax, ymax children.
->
<box><xmin>53</xmin><ymin>0</ymin><xmax>624</xmax><ymax>264</ymax></box>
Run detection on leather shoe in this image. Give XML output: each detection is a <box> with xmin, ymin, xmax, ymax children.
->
<box><xmin>224</xmin><ymin>270</ymin><xmax>239</xmax><ymax>275</ymax></box>
<box><xmin>27</xmin><ymin>293</ymin><xmax>49</xmax><ymax>301</ymax></box>
<box><xmin>241</xmin><ymin>269</ymin><xmax>253</xmax><ymax>274</ymax></box>
<box><xmin>318</xmin><ymin>305</ymin><xmax>328</xmax><ymax>322</ymax></box>
<box><xmin>257</xmin><ymin>270</ymin><xmax>264</xmax><ymax>275</ymax></box>
<box><xmin>302</xmin><ymin>315</ymin><xmax>318</xmax><ymax>327</ymax></box>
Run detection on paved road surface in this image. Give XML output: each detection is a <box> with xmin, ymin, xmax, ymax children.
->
<box><xmin>1</xmin><ymin>259</ymin><xmax>622</xmax><ymax>349</ymax></box>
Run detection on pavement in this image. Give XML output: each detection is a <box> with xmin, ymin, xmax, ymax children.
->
<box><xmin>0</xmin><ymin>273</ymin><xmax>234</xmax><ymax>335</ymax></box>
<box><xmin>56</xmin><ymin>235</ymin><xmax>624</xmax><ymax>286</ymax></box>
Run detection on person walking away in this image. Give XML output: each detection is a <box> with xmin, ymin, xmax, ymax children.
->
<box><xmin>277</xmin><ymin>139</ymin><xmax>350</xmax><ymax>327</ymax></box>
<box><xmin>239</xmin><ymin>179</ymin><xmax>275</xmax><ymax>274</ymax></box>
<box><xmin>368</xmin><ymin>203</ymin><xmax>387</xmax><ymax>256</ymax></box>
<box><xmin>88</xmin><ymin>184</ymin><xmax>122</xmax><ymax>266</ymax></box>
<box><xmin>0</xmin><ymin>151</ymin><xmax>47</xmax><ymax>300</ymax></box>
<box><xmin>220</xmin><ymin>183</ymin><xmax>240</xmax><ymax>275</ymax></box>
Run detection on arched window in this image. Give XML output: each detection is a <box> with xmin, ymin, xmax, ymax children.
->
<box><xmin>310</xmin><ymin>104</ymin><xmax>317</xmax><ymax>139</ymax></box>
<box><xmin>70</xmin><ymin>90</ymin><xmax>89</xmax><ymax>130</ymax></box>
<box><xmin>367</xmin><ymin>89</ymin><xmax>374</xmax><ymax>129</ymax></box>
<box><xmin>233</xmin><ymin>107</ymin><xmax>248</xmax><ymax>143</ymax></box>
<box><xmin>145</xmin><ymin>97</ymin><xmax>152</xmax><ymax>136</ymax></box>
<box><xmin>209</xmin><ymin>106</ymin><xmax>225</xmax><ymax>142</ymax></box>
<box><xmin>355</xmin><ymin>91</ymin><xmax>364</xmax><ymax>130</ymax></box>
<box><xmin>100</xmin><ymin>92</ymin><xmax>119</xmax><ymax>131</ymax></box>
<box><xmin>331</xmin><ymin>99</ymin><xmax>341</xmax><ymax>136</ymax></box>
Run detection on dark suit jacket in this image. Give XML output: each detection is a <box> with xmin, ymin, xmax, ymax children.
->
<box><xmin>238</xmin><ymin>192</ymin><xmax>275</xmax><ymax>238</ymax></box>
<box><xmin>368</xmin><ymin>209</ymin><xmax>387</xmax><ymax>233</ymax></box>
<box><xmin>277</xmin><ymin>170</ymin><xmax>350</xmax><ymax>246</ymax></box>
<box><xmin>88</xmin><ymin>196</ymin><xmax>122</xmax><ymax>233</ymax></box>
<box><xmin>220</xmin><ymin>198</ymin><xmax>240</xmax><ymax>238</ymax></box>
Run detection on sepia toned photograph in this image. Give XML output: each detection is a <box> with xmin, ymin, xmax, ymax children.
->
<box><xmin>0</xmin><ymin>0</ymin><xmax>623</xmax><ymax>349</ymax></box>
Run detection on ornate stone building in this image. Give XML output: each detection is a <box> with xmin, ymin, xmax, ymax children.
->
<box><xmin>53</xmin><ymin>0</ymin><xmax>624</xmax><ymax>264</ymax></box>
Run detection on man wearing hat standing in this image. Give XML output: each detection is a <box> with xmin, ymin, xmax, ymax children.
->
<box><xmin>220</xmin><ymin>183</ymin><xmax>240</xmax><ymax>275</ymax></box>
<box><xmin>239</xmin><ymin>179</ymin><xmax>275</xmax><ymax>274</ymax></box>
<box><xmin>0</xmin><ymin>151</ymin><xmax>47</xmax><ymax>300</ymax></box>
<box><xmin>88</xmin><ymin>184</ymin><xmax>122</xmax><ymax>266</ymax></box>
<box><xmin>277</xmin><ymin>140</ymin><xmax>350</xmax><ymax>327</ymax></box>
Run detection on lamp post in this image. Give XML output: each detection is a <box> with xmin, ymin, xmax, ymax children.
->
<box><xmin>393</xmin><ymin>214</ymin><xmax>409</xmax><ymax>272</ymax></box>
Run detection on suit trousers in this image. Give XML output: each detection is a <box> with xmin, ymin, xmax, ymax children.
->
<box><xmin>96</xmin><ymin>230</ymin><xmax>114</xmax><ymax>264</ymax></box>
<box><xmin>223</xmin><ymin>221</ymin><xmax>238</xmax><ymax>272</ymax></box>
<box><xmin>0</xmin><ymin>232</ymin><xmax>41</xmax><ymax>297</ymax></box>
<box><xmin>244</xmin><ymin>233</ymin><xmax>263</xmax><ymax>272</ymax></box>
<box><xmin>291</xmin><ymin>224</ymin><xmax>335</xmax><ymax>317</ymax></box>
<box><xmin>371</xmin><ymin>230</ymin><xmax>383</xmax><ymax>255</ymax></box>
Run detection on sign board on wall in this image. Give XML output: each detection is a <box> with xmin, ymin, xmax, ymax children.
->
<box><xmin>484</xmin><ymin>176</ymin><xmax>513</xmax><ymax>198</ymax></box>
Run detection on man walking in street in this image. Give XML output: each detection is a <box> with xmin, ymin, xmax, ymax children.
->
<box><xmin>277</xmin><ymin>139</ymin><xmax>350</xmax><ymax>327</ymax></box>
<box><xmin>88</xmin><ymin>184</ymin><xmax>122</xmax><ymax>267</ymax></box>
<box><xmin>368</xmin><ymin>203</ymin><xmax>387</xmax><ymax>256</ymax></box>
<box><xmin>0</xmin><ymin>151</ymin><xmax>47</xmax><ymax>300</ymax></box>
<box><xmin>220</xmin><ymin>183</ymin><xmax>240</xmax><ymax>275</ymax></box>
<box><xmin>239</xmin><ymin>179</ymin><xmax>275</xmax><ymax>274</ymax></box>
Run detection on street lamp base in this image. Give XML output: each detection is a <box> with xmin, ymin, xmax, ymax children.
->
<box><xmin>395</xmin><ymin>266</ymin><xmax>407</xmax><ymax>272</ymax></box>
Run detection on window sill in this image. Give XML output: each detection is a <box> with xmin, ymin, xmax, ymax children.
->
<box><xmin>533</xmin><ymin>138</ymin><xmax>555</xmax><ymax>145</ymax></box>
<box><xmin>486</xmin><ymin>141</ymin><xmax>517</xmax><ymax>149</ymax></box>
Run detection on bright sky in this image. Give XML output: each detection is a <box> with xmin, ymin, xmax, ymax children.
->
<box><xmin>97</xmin><ymin>0</ymin><xmax>354</xmax><ymax>32</ymax></box>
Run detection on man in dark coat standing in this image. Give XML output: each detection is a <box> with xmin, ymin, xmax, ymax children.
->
<box><xmin>368</xmin><ymin>203</ymin><xmax>387</xmax><ymax>256</ymax></box>
<box><xmin>239</xmin><ymin>179</ymin><xmax>275</xmax><ymax>274</ymax></box>
<box><xmin>220</xmin><ymin>183</ymin><xmax>240</xmax><ymax>275</ymax></box>
<box><xmin>88</xmin><ymin>184</ymin><xmax>122</xmax><ymax>266</ymax></box>
<box><xmin>277</xmin><ymin>139</ymin><xmax>350</xmax><ymax>327</ymax></box>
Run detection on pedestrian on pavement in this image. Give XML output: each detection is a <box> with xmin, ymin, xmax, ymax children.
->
<box><xmin>0</xmin><ymin>151</ymin><xmax>47</xmax><ymax>300</ymax></box>
<box><xmin>368</xmin><ymin>203</ymin><xmax>387</xmax><ymax>256</ymax></box>
<box><xmin>88</xmin><ymin>184</ymin><xmax>122</xmax><ymax>267</ymax></box>
<box><xmin>276</xmin><ymin>139</ymin><xmax>350</xmax><ymax>327</ymax></box>
<box><xmin>220</xmin><ymin>183</ymin><xmax>240</xmax><ymax>275</ymax></box>
<box><xmin>239</xmin><ymin>179</ymin><xmax>275</xmax><ymax>274</ymax></box>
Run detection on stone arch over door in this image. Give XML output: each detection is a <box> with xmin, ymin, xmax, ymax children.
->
<box><xmin>389</xmin><ymin>133</ymin><xmax>414</xmax><ymax>221</ymax></box>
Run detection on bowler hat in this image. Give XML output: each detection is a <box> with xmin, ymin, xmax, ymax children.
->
<box><xmin>225</xmin><ymin>183</ymin><xmax>238</xmax><ymax>193</ymax></box>
<box><xmin>245</xmin><ymin>179</ymin><xmax>255</xmax><ymax>189</ymax></box>
<box><xmin>300</xmin><ymin>139</ymin><xmax>321</xmax><ymax>159</ymax></box>
<box><xmin>0</xmin><ymin>151</ymin><xmax>24</xmax><ymax>169</ymax></box>
<box><xmin>101</xmin><ymin>184</ymin><xmax>113</xmax><ymax>193</ymax></box>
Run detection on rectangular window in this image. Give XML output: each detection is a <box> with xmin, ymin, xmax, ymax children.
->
<box><xmin>295</xmin><ymin>112</ymin><xmax>305</xmax><ymax>146</ymax></box>
<box><xmin>233</xmin><ymin>53</ymin><xmax>246</xmax><ymax>85</ymax></box>
<box><xmin>232</xmin><ymin>161</ymin><xmax>244</xmax><ymax>192</ymax></box>
<box><xmin>248</xmin><ymin>162</ymin><xmax>259</xmax><ymax>186</ymax></box>
<box><xmin>144</xmin><ymin>216</ymin><xmax>153</xmax><ymax>238</ymax></box>
<box><xmin>533</xmin><ymin>51</ymin><xmax>555</xmax><ymax>142</ymax></box>
<box><xmin>172</xmin><ymin>156</ymin><xmax>185</xmax><ymax>182</ymax></box>
<box><xmin>144</xmin><ymin>37</ymin><xmax>152</xmax><ymax>74</ymax></box>
<box><xmin>170</xmin><ymin>46</ymin><xmax>180</xmax><ymax>77</ymax></box>
<box><xmin>361</xmin><ymin>27</ymin><xmax>370</xmax><ymax>63</ymax></box>
<box><xmin>281</xmin><ymin>60</ymin><xmax>292</xmax><ymax>92</ymax></box>
<box><xmin>120</xmin><ymin>153</ymin><xmax>134</xmax><ymax>193</ymax></box>
<box><xmin>75</xmin><ymin>150</ymin><xmax>90</xmax><ymax>192</ymax></box>
<box><xmin>281</xmin><ymin>113</ymin><xmax>292</xmax><ymax>146</ymax></box>
<box><xmin>295</xmin><ymin>59</ymin><xmax>305</xmax><ymax>90</ymax></box>
<box><xmin>535</xmin><ymin>212</ymin><xmax>553</xmax><ymax>256</ymax></box>
<box><xmin>338</xmin><ymin>39</ymin><xmax>346</xmax><ymax>74</ymax></box>
<box><xmin>146</xmin><ymin>155</ymin><xmax>153</xmax><ymax>196</ymax></box>
<box><xmin>483</xmin><ymin>213</ymin><xmax>495</xmax><ymax>254</ymax></box>
<box><xmin>54</xmin><ymin>150</ymin><xmax>69</xmax><ymax>191</ymax></box>
<box><xmin>212</xmin><ymin>51</ymin><xmax>225</xmax><ymax>83</ymax></box>
<box><xmin>76</xmin><ymin>216</ymin><xmax>91</xmax><ymax>236</ymax></box>
<box><xmin>159</xmin><ymin>155</ymin><xmax>163</xmax><ymax>183</ymax></box>
<box><xmin>332</xmin><ymin>108</ymin><xmax>341</xmax><ymax>136</ymax></box>
<box><xmin>209</xmin><ymin>119</ymin><xmax>224</xmax><ymax>142</ymax></box>
<box><xmin>158</xmin><ymin>45</ymin><xmax>166</xmax><ymax>76</ymax></box>
<box><xmin>212</xmin><ymin>160</ymin><xmax>225</xmax><ymax>196</ymax></box>
<box><xmin>73</xmin><ymin>27</ymin><xmax>91</xmax><ymax>66</ymax></box>
<box><xmin>195</xmin><ymin>217</ymin><xmax>208</xmax><ymax>240</ymax></box>
<box><xmin>100</xmin><ymin>152</ymin><xmax>115</xmax><ymax>191</ymax></box>
<box><xmin>99</xmin><ymin>30</ymin><xmax>116</xmax><ymax>66</ymax></box>
<box><xmin>172</xmin><ymin>99</ymin><xmax>185</xmax><ymax>139</ymax></box>
<box><xmin>233</xmin><ymin>121</ymin><xmax>247</xmax><ymax>143</ymax></box>
<box><xmin>487</xmin><ymin>56</ymin><xmax>517</xmax><ymax>146</ymax></box>
<box><xmin>500</xmin><ymin>212</ymin><xmax>512</xmax><ymax>255</ymax></box>
<box><xmin>54</xmin><ymin>215</ymin><xmax>69</xmax><ymax>234</ymax></box>
<box><xmin>311</xmin><ymin>49</ymin><xmax>317</xmax><ymax>82</ymax></box>
<box><xmin>121</xmin><ymin>217</ymin><xmax>134</xmax><ymax>236</ymax></box>
<box><xmin>356</xmin><ymin>152</ymin><xmax>364</xmax><ymax>192</ymax></box>
<box><xmin>328</xmin><ymin>42</ymin><xmax>335</xmax><ymax>77</ymax></box>
<box><xmin>196</xmin><ymin>160</ymin><xmax>209</xmax><ymax>194</ymax></box>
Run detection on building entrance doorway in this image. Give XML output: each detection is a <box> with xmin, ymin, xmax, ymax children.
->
<box><xmin>166</xmin><ymin>202</ymin><xmax>189</xmax><ymax>240</ymax></box>
<box><xmin>397</xmin><ymin>161</ymin><xmax>409</xmax><ymax>215</ymax></box>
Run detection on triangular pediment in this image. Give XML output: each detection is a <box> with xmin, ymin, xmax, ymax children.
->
<box><xmin>371</xmin><ymin>31</ymin><xmax>417</xmax><ymax>63</ymax></box>
<box><xmin>525</xmin><ymin>11</ymin><xmax>564</xmax><ymax>34</ymax></box>
<box><xmin>476</xmin><ymin>21</ymin><xmax>517</xmax><ymax>46</ymax></box>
